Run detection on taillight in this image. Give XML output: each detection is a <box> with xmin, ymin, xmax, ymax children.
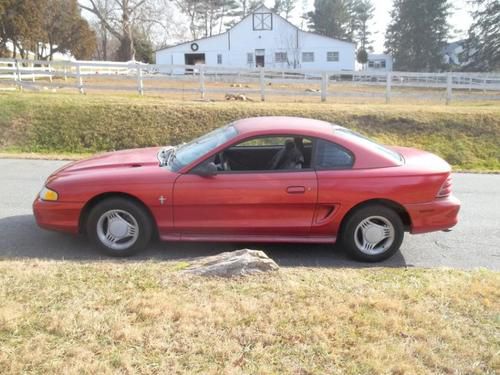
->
<box><xmin>436</xmin><ymin>176</ymin><xmax>452</xmax><ymax>198</ymax></box>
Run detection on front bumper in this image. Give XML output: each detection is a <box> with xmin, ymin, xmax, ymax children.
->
<box><xmin>33</xmin><ymin>198</ymin><xmax>83</xmax><ymax>234</ymax></box>
<box><xmin>404</xmin><ymin>195</ymin><xmax>460</xmax><ymax>234</ymax></box>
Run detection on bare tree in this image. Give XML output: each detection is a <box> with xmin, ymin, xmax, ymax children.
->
<box><xmin>87</xmin><ymin>0</ymin><xmax>114</xmax><ymax>60</ymax></box>
<box><xmin>172</xmin><ymin>0</ymin><xmax>204</xmax><ymax>39</ymax></box>
<box><xmin>173</xmin><ymin>0</ymin><xmax>239</xmax><ymax>39</ymax></box>
<box><xmin>273</xmin><ymin>0</ymin><xmax>297</xmax><ymax>20</ymax></box>
<box><xmin>80</xmin><ymin>0</ymin><xmax>183</xmax><ymax>60</ymax></box>
<box><xmin>79</xmin><ymin>0</ymin><xmax>146</xmax><ymax>60</ymax></box>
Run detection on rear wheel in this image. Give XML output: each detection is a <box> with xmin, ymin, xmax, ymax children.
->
<box><xmin>341</xmin><ymin>204</ymin><xmax>404</xmax><ymax>262</ymax></box>
<box><xmin>86</xmin><ymin>197</ymin><xmax>152</xmax><ymax>257</ymax></box>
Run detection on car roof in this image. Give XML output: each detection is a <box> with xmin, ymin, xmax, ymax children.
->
<box><xmin>233</xmin><ymin>116</ymin><xmax>343</xmax><ymax>136</ymax></box>
<box><xmin>230</xmin><ymin>116</ymin><xmax>403</xmax><ymax>169</ymax></box>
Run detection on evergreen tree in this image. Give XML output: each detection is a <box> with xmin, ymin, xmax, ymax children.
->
<box><xmin>307</xmin><ymin>0</ymin><xmax>353</xmax><ymax>40</ymax></box>
<box><xmin>353</xmin><ymin>0</ymin><xmax>373</xmax><ymax>51</ymax></box>
<box><xmin>385</xmin><ymin>0</ymin><xmax>450</xmax><ymax>71</ymax></box>
<box><xmin>356</xmin><ymin>47</ymin><xmax>368</xmax><ymax>65</ymax></box>
<box><xmin>462</xmin><ymin>0</ymin><xmax>500</xmax><ymax>71</ymax></box>
<box><xmin>307</xmin><ymin>0</ymin><xmax>374</xmax><ymax>44</ymax></box>
<box><xmin>132</xmin><ymin>32</ymin><xmax>154</xmax><ymax>63</ymax></box>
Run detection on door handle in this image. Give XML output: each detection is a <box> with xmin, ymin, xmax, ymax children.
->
<box><xmin>287</xmin><ymin>186</ymin><xmax>306</xmax><ymax>194</ymax></box>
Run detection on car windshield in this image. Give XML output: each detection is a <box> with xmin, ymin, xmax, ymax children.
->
<box><xmin>335</xmin><ymin>128</ymin><xmax>403</xmax><ymax>163</ymax></box>
<box><xmin>169</xmin><ymin>125</ymin><xmax>238</xmax><ymax>171</ymax></box>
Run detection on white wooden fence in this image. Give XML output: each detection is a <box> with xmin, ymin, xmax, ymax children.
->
<box><xmin>1</xmin><ymin>57</ymin><xmax>499</xmax><ymax>104</ymax></box>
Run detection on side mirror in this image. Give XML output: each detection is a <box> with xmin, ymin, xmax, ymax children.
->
<box><xmin>192</xmin><ymin>161</ymin><xmax>218</xmax><ymax>177</ymax></box>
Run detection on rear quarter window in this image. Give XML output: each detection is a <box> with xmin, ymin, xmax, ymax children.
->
<box><xmin>315</xmin><ymin>139</ymin><xmax>354</xmax><ymax>169</ymax></box>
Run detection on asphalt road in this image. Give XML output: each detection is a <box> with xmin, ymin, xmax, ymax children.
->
<box><xmin>0</xmin><ymin>158</ymin><xmax>499</xmax><ymax>270</ymax></box>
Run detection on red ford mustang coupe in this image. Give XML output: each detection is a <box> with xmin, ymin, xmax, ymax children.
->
<box><xmin>33</xmin><ymin>117</ymin><xmax>460</xmax><ymax>262</ymax></box>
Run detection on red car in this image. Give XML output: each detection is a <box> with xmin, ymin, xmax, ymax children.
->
<box><xmin>33</xmin><ymin>117</ymin><xmax>460</xmax><ymax>262</ymax></box>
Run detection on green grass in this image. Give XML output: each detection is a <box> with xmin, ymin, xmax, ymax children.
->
<box><xmin>0</xmin><ymin>92</ymin><xmax>499</xmax><ymax>171</ymax></box>
<box><xmin>0</xmin><ymin>260</ymin><xmax>498</xmax><ymax>374</ymax></box>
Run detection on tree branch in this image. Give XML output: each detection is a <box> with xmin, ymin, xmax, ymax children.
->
<box><xmin>79</xmin><ymin>1</ymin><xmax>123</xmax><ymax>41</ymax></box>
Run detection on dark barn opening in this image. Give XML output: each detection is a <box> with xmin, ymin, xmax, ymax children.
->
<box><xmin>184</xmin><ymin>53</ymin><xmax>206</xmax><ymax>73</ymax></box>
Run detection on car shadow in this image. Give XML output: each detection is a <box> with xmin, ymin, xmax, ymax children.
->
<box><xmin>0</xmin><ymin>215</ymin><xmax>410</xmax><ymax>268</ymax></box>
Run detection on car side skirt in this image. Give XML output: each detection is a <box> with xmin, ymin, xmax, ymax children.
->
<box><xmin>160</xmin><ymin>233</ymin><xmax>337</xmax><ymax>244</ymax></box>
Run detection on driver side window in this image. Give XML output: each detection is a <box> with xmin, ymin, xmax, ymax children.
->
<box><xmin>217</xmin><ymin>136</ymin><xmax>313</xmax><ymax>172</ymax></box>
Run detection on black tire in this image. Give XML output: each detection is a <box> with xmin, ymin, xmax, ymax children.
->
<box><xmin>341</xmin><ymin>204</ymin><xmax>404</xmax><ymax>262</ymax></box>
<box><xmin>86</xmin><ymin>197</ymin><xmax>152</xmax><ymax>257</ymax></box>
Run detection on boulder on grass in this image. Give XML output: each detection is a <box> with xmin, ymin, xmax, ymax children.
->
<box><xmin>182</xmin><ymin>249</ymin><xmax>279</xmax><ymax>277</ymax></box>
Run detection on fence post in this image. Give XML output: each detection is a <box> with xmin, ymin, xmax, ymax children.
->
<box><xmin>385</xmin><ymin>72</ymin><xmax>392</xmax><ymax>104</ymax></box>
<box><xmin>76</xmin><ymin>63</ymin><xmax>84</xmax><ymax>94</ymax></box>
<box><xmin>199</xmin><ymin>65</ymin><xmax>205</xmax><ymax>100</ymax></box>
<box><xmin>259</xmin><ymin>68</ymin><xmax>265</xmax><ymax>101</ymax></box>
<box><xmin>136</xmin><ymin>64</ymin><xmax>144</xmax><ymax>96</ymax></box>
<box><xmin>15</xmin><ymin>59</ymin><xmax>22</xmax><ymax>91</ymax></box>
<box><xmin>63</xmin><ymin>65</ymin><xmax>67</xmax><ymax>81</ymax></box>
<box><xmin>48</xmin><ymin>63</ymin><xmax>53</xmax><ymax>83</ymax></box>
<box><xmin>320</xmin><ymin>72</ymin><xmax>328</xmax><ymax>102</ymax></box>
<box><xmin>446</xmin><ymin>72</ymin><xmax>452</xmax><ymax>105</ymax></box>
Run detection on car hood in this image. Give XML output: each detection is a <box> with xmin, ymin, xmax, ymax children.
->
<box><xmin>51</xmin><ymin>147</ymin><xmax>164</xmax><ymax>176</ymax></box>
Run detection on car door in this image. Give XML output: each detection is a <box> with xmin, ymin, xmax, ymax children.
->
<box><xmin>172</xmin><ymin>136</ymin><xmax>318</xmax><ymax>237</ymax></box>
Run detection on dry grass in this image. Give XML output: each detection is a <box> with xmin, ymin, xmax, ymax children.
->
<box><xmin>0</xmin><ymin>260</ymin><xmax>498</xmax><ymax>374</ymax></box>
<box><xmin>0</xmin><ymin>152</ymin><xmax>87</xmax><ymax>160</ymax></box>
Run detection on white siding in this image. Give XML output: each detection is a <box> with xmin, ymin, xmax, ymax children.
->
<box><xmin>365</xmin><ymin>54</ymin><xmax>393</xmax><ymax>72</ymax></box>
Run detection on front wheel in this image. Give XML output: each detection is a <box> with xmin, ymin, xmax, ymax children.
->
<box><xmin>86</xmin><ymin>197</ymin><xmax>152</xmax><ymax>257</ymax></box>
<box><xmin>341</xmin><ymin>205</ymin><xmax>404</xmax><ymax>262</ymax></box>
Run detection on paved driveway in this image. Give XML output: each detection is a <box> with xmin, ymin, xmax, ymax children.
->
<box><xmin>0</xmin><ymin>159</ymin><xmax>498</xmax><ymax>270</ymax></box>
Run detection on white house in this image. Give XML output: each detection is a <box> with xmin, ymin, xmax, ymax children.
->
<box><xmin>2</xmin><ymin>41</ymin><xmax>74</xmax><ymax>61</ymax></box>
<box><xmin>365</xmin><ymin>53</ymin><xmax>393</xmax><ymax>72</ymax></box>
<box><xmin>155</xmin><ymin>5</ymin><xmax>355</xmax><ymax>72</ymax></box>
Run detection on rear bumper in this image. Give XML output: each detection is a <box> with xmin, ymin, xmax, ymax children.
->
<box><xmin>33</xmin><ymin>198</ymin><xmax>83</xmax><ymax>234</ymax></box>
<box><xmin>404</xmin><ymin>195</ymin><xmax>460</xmax><ymax>234</ymax></box>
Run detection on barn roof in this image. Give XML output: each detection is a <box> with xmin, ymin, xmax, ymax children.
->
<box><xmin>155</xmin><ymin>5</ymin><xmax>355</xmax><ymax>53</ymax></box>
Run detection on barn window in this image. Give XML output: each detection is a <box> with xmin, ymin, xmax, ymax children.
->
<box><xmin>275</xmin><ymin>52</ymin><xmax>287</xmax><ymax>63</ymax></box>
<box><xmin>247</xmin><ymin>53</ymin><xmax>254</xmax><ymax>64</ymax></box>
<box><xmin>217</xmin><ymin>54</ymin><xmax>222</xmax><ymax>64</ymax></box>
<box><xmin>302</xmin><ymin>52</ymin><xmax>314</xmax><ymax>62</ymax></box>
<box><xmin>253</xmin><ymin>13</ymin><xmax>272</xmax><ymax>30</ymax></box>
<box><xmin>327</xmin><ymin>51</ymin><xmax>339</xmax><ymax>62</ymax></box>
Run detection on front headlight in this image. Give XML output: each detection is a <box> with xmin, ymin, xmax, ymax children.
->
<box><xmin>39</xmin><ymin>187</ymin><xmax>59</xmax><ymax>201</ymax></box>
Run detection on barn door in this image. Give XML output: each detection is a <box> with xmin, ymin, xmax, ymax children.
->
<box><xmin>255</xmin><ymin>49</ymin><xmax>265</xmax><ymax>67</ymax></box>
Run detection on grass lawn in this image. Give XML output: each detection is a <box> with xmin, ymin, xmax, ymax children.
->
<box><xmin>0</xmin><ymin>92</ymin><xmax>499</xmax><ymax>171</ymax></box>
<box><xmin>0</xmin><ymin>260</ymin><xmax>498</xmax><ymax>374</ymax></box>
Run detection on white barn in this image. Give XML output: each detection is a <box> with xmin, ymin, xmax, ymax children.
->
<box><xmin>155</xmin><ymin>5</ymin><xmax>355</xmax><ymax>72</ymax></box>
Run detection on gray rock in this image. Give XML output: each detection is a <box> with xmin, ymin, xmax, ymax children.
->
<box><xmin>182</xmin><ymin>249</ymin><xmax>279</xmax><ymax>277</ymax></box>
